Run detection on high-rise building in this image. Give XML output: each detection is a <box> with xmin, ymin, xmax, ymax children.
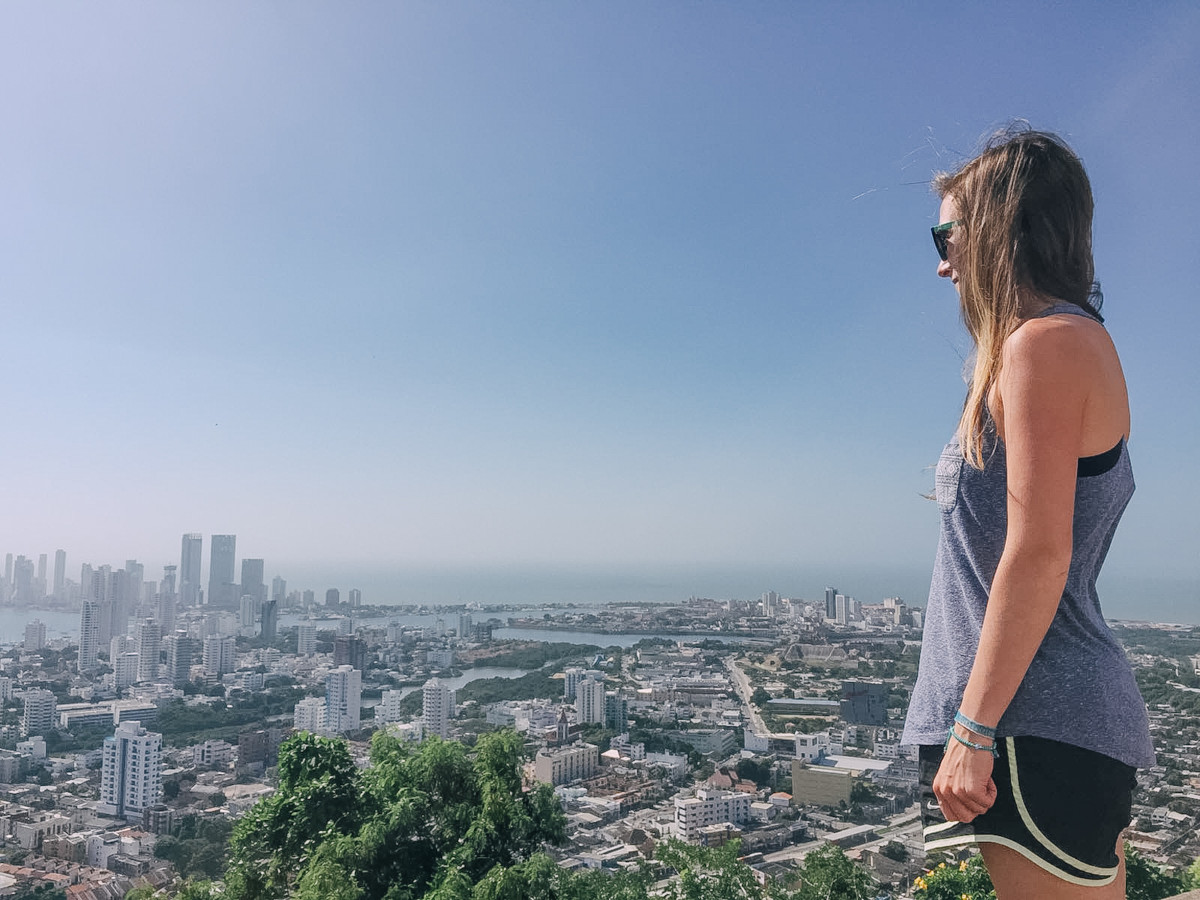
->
<box><xmin>208</xmin><ymin>535</ymin><xmax>237</xmax><ymax>609</ymax></box>
<box><xmin>160</xmin><ymin>565</ymin><xmax>177</xmax><ymax>597</ymax></box>
<box><xmin>576</xmin><ymin>677</ymin><xmax>606</xmax><ymax>725</ymax></box>
<box><xmin>604</xmin><ymin>691</ymin><xmax>628</xmax><ymax>732</ymax></box>
<box><xmin>325</xmin><ymin>665</ymin><xmax>362</xmax><ymax>733</ymax></box>
<box><xmin>240</xmin><ymin>558</ymin><xmax>265</xmax><ymax>608</ymax></box>
<box><xmin>135</xmin><ymin>620</ymin><xmax>161</xmax><ymax>684</ymax></box>
<box><xmin>98</xmin><ymin>721</ymin><xmax>162</xmax><ymax>820</ymax></box>
<box><xmin>24</xmin><ymin>620</ymin><xmax>46</xmax><ymax>651</ymax></box>
<box><xmin>79</xmin><ymin>601</ymin><xmax>101</xmax><ymax>674</ymax></box>
<box><xmin>36</xmin><ymin>554</ymin><xmax>48</xmax><ymax>599</ymax></box>
<box><xmin>825</xmin><ymin>587</ymin><xmax>838</xmax><ymax>620</ymax></box>
<box><xmin>325</xmin><ymin>588</ymin><xmax>340</xmax><ymax>607</ymax></box>
<box><xmin>115</xmin><ymin>651</ymin><xmax>140</xmax><ymax>690</ymax></box>
<box><xmin>260</xmin><ymin>599</ymin><xmax>278</xmax><ymax>643</ymax></box>
<box><xmin>203</xmin><ymin>634</ymin><xmax>236</xmax><ymax>677</ymax></box>
<box><xmin>157</xmin><ymin>589</ymin><xmax>177</xmax><ymax>635</ymax></box>
<box><xmin>239</xmin><ymin>595</ymin><xmax>256</xmax><ymax>630</ymax></box>
<box><xmin>839</xmin><ymin>680</ymin><xmax>888</xmax><ymax>726</ymax></box>
<box><xmin>457</xmin><ymin>613</ymin><xmax>473</xmax><ymax>639</ymax></box>
<box><xmin>271</xmin><ymin>576</ymin><xmax>286</xmax><ymax>604</ymax></box>
<box><xmin>180</xmin><ymin>534</ymin><xmax>203</xmax><ymax>607</ymax></box>
<box><xmin>13</xmin><ymin>556</ymin><xmax>35</xmax><ymax>605</ymax></box>
<box><xmin>297</xmin><ymin>622</ymin><xmax>317</xmax><ymax>655</ymax></box>
<box><xmin>53</xmin><ymin>550</ymin><xmax>66</xmax><ymax>599</ymax></box>
<box><xmin>163</xmin><ymin>632</ymin><xmax>199</xmax><ymax>685</ymax></box>
<box><xmin>294</xmin><ymin>697</ymin><xmax>325</xmax><ymax>733</ymax></box>
<box><xmin>333</xmin><ymin>635</ymin><xmax>367</xmax><ymax>672</ymax></box>
<box><xmin>422</xmin><ymin>678</ymin><xmax>455</xmax><ymax>739</ymax></box>
<box><xmin>21</xmin><ymin>689</ymin><xmax>57</xmax><ymax>736</ymax></box>
<box><xmin>348</xmin><ymin>588</ymin><xmax>362</xmax><ymax>608</ymax></box>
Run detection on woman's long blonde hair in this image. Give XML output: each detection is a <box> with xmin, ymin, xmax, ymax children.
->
<box><xmin>935</xmin><ymin>126</ymin><xmax>1103</xmax><ymax>468</ymax></box>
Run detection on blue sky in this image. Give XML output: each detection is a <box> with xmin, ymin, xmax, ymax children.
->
<box><xmin>1</xmin><ymin>3</ymin><xmax>1197</xmax><ymax>611</ymax></box>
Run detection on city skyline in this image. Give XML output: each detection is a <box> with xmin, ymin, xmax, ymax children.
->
<box><xmin>0</xmin><ymin>6</ymin><xmax>1196</xmax><ymax>610</ymax></box>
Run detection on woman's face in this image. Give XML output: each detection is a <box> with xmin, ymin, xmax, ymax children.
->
<box><xmin>936</xmin><ymin>195</ymin><xmax>961</xmax><ymax>293</ymax></box>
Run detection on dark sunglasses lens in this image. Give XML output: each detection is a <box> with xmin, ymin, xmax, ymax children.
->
<box><xmin>932</xmin><ymin>228</ymin><xmax>949</xmax><ymax>261</ymax></box>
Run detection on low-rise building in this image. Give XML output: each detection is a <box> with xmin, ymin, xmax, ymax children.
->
<box><xmin>674</xmin><ymin>788</ymin><xmax>752</xmax><ymax>842</ymax></box>
<box><xmin>534</xmin><ymin>743</ymin><xmax>599</xmax><ymax>786</ymax></box>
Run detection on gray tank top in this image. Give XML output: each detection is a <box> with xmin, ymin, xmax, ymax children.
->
<box><xmin>901</xmin><ymin>303</ymin><xmax>1155</xmax><ymax>768</ymax></box>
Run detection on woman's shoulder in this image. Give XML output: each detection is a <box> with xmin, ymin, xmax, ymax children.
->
<box><xmin>1004</xmin><ymin>306</ymin><xmax>1114</xmax><ymax>372</ymax></box>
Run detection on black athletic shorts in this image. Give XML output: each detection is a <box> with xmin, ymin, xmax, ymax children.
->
<box><xmin>918</xmin><ymin>735</ymin><xmax>1137</xmax><ymax>887</ymax></box>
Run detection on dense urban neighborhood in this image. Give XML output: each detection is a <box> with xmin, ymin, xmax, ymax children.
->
<box><xmin>1</xmin><ymin>564</ymin><xmax>1198</xmax><ymax>898</ymax></box>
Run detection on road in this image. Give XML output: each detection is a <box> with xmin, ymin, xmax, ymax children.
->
<box><xmin>725</xmin><ymin>654</ymin><xmax>768</xmax><ymax>735</ymax></box>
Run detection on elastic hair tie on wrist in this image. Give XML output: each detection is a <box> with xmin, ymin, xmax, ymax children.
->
<box><xmin>954</xmin><ymin>711</ymin><xmax>997</xmax><ymax>739</ymax></box>
<box><xmin>946</xmin><ymin>726</ymin><xmax>999</xmax><ymax>757</ymax></box>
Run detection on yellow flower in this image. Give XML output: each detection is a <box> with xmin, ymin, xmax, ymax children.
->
<box><xmin>913</xmin><ymin>876</ymin><xmax>927</xmax><ymax>890</ymax></box>
<box><xmin>960</xmin><ymin>860</ymin><xmax>969</xmax><ymax>872</ymax></box>
<box><xmin>962</xmin><ymin>894</ymin><xmax>972</xmax><ymax>900</ymax></box>
<box><xmin>939</xmin><ymin>861</ymin><xmax>947</xmax><ymax>869</ymax></box>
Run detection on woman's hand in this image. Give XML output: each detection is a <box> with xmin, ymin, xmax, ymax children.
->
<box><xmin>932</xmin><ymin>731</ymin><xmax>998</xmax><ymax>823</ymax></box>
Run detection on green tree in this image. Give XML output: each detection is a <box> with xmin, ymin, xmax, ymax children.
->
<box><xmin>225</xmin><ymin>729</ymin><xmax>565</xmax><ymax>900</ymax></box>
<box><xmin>793</xmin><ymin>843</ymin><xmax>876</xmax><ymax>900</ymax></box>
<box><xmin>656</xmin><ymin>839</ymin><xmax>790</xmax><ymax>899</ymax></box>
<box><xmin>1125</xmin><ymin>843</ymin><xmax>1185</xmax><ymax>900</ymax></box>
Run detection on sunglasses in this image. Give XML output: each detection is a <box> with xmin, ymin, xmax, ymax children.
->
<box><xmin>931</xmin><ymin>220</ymin><xmax>959</xmax><ymax>261</ymax></box>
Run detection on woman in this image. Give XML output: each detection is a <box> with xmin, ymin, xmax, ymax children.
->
<box><xmin>900</xmin><ymin>128</ymin><xmax>1155</xmax><ymax>899</ymax></box>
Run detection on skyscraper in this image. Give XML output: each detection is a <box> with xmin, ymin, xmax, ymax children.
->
<box><xmin>208</xmin><ymin>535</ymin><xmax>237</xmax><ymax>609</ymax></box>
<box><xmin>325</xmin><ymin>665</ymin><xmax>362</xmax><ymax>733</ymax></box>
<box><xmin>163</xmin><ymin>631</ymin><xmax>198</xmax><ymax>685</ymax></box>
<box><xmin>240</xmin><ymin>558</ymin><xmax>265</xmax><ymax>609</ymax></box>
<box><xmin>348</xmin><ymin>588</ymin><xmax>362</xmax><ymax>607</ymax></box>
<box><xmin>53</xmin><ymin>550</ymin><xmax>66</xmax><ymax>599</ymax></box>
<box><xmin>576</xmin><ymin>677</ymin><xmax>606</xmax><ymax>725</ymax></box>
<box><xmin>136</xmin><ymin>620</ymin><xmax>161</xmax><ymax>684</ymax></box>
<box><xmin>180</xmin><ymin>534</ymin><xmax>203</xmax><ymax>607</ymax></box>
<box><xmin>79</xmin><ymin>600</ymin><xmax>100</xmax><ymax>674</ymax></box>
<box><xmin>297</xmin><ymin>622</ymin><xmax>317</xmax><ymax>655</ymax></box>
<box><xmin>825</xmin><ymin>587</ymin><xmax>838</xmax><ymax>620</ymax></box>
<box><xmin>261</xmin><ymin>599</ymin><xmax>278</xmax><ymax>642</ymax></box>
<box><xmin>271</xmin><ymin>576</ymin><xmax>286</xmax><ymax>604</ymax></box>
<box><xmin>423</xmin><ymin>678</ymin><xmax>455</xmax><ymax>739</ymax></box>
<box><xmin>98</xmin><ymin>721</ymin><xmax>163</xmax><ymax>820</ymax></box>
<box><xmin>325</xmin><ymin>588</ymin><xmax>340</xmax><ymax>607</ymax></box>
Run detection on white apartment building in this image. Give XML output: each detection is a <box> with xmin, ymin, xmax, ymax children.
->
<box><xmin>98</xmin><ymin>721</ymin><xmax>163</xmax><ymax>820</ymax></box>
<box><xmin>294</xmin><ymin>697</ymin><xmax>326</xmax><ymax>733</ymax></box>
<box><xmin>135</xmin><ymin>620</ymin><xmax>161</xmax><ymax>683</ymax></box>
<box><xmin>534</xmin><ymin>742</ymin><xmax>599</xmax><ymax>786</ymax></box>
<box><xmin>794</xmin><ymin>731</ymin><xmax>831</xmax><ymax>761</ymax></box>
<box><xmin>325</xmin><ymin>665</ymin><xmax>362</xmax><ymax>733</ymax></box>
<box><xmin>203</xmin><ymin>634</ymin><xmax>236</xmax><ymax>677</ymax></box>
<box><xmin>423</xmin><ymin>678</ymin><xmax>455</xmax><ymax>739</ymax></box>
<box><xmin>79</xmin><ymin>600</ymin><xmax>100</xmax><ymax>674</ymax></box>
<box><xmin>23</xmin><ymin>620</ymin><xmax>46</xmax><ymax>651</ymax></box>
<box><xmin>575</xmin><ymin>677</ymin><xmax>606</xmax><ymax>726</ymax></box>
<box><xmin>21</xmin><ymin>690</ymin><xmax>57</xmax><ymax>737</ymax></box>
<box><xmin>114</xmin><ymin>652</ymin><xmax>140</xmax><ymax>690</ymax></box>
<box><xmin>297</xmin><ymin>622</ymin><xmax>317</xmax><ymax>655</ymax></box>
<box><xmin>375</xmin><ymin>689</ymin><xmax>408</xmax><ymax>725</ymax></box>
<box><xmin>674</xmin><ymin>788</ymin><xmax>752</xmax><ymax>843</ymax></box>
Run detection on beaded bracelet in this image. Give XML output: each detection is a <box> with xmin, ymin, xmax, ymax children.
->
<box><xmin>945</xmin><ymin>726</ymin><xmax>999</xmax><ymax>757</ymax></box>
<box><xmin>954</xmin><ymin>710</ymin><xmax>997</xmax><ymax>740</ymax></box>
